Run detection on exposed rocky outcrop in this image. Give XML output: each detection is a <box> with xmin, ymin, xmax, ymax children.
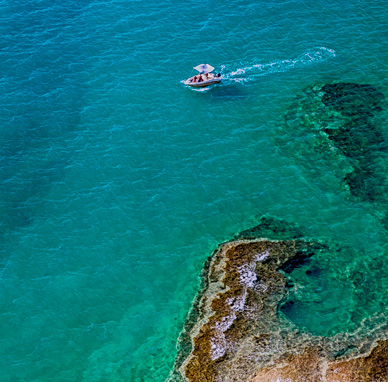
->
<box><xmin>251</xmin><ymin>338</ymin><xmax>388</xmax><ymax>381</ymax></box>
<box><xmin>169</xmin><ymin>238</ymin><xmax>388</xmax><ymax>382</ymax></box>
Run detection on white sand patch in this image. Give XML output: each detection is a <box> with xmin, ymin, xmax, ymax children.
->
<box><xmin>210</xmin><ymin>250</ymin><xmax>271</xmax><ymax>360</ymax></box>
<box><xmin>255</xmin><ymin>250</ymin><xmax>270</xmax><ymax>262</ymax></box>
<box><xmin>211</xmin><ymin>312</ymin><xmax>237</xmax><ymax>360</ymax></box>
<box><xmin>238</xmin><ymin>263</ymin><xmax>257</xmax><ymax>288</ymax></box>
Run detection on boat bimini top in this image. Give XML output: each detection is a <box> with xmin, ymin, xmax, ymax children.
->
<box><xmin>193</xmin><ymin>64</ymin><xmax>215</xmax><ymax>74</ymax></box>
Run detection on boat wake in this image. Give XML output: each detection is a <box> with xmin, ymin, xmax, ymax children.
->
<box><xmin>187</xmin><ymin>86</ymin><xmax>212</xmax><ymax>93</ymax></box>
<box><xmin>221</xmin><ymin>47</ymin><xmax>335</xmax><ymax>84</ymax></box>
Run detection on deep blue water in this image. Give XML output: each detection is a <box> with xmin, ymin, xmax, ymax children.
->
<box><xmin>1</xmin><ymin>0</ymin><xmax>388</xmax><ymax>381</ymax></box>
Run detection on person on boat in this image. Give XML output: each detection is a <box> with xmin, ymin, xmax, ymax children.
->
<box><xmin>198</xmin><ymin>75</ymin><xmax>203</xmax><ymax>82</ymax></box>
<box><xmin>192</xmin><ymin>76</ymin><xmax>197</xmax><ymax>83</ymax></box>
<box><xmin>205</xmin><ymin>73</ymin><xmax>209</xmax><ymax>79</ymax></box>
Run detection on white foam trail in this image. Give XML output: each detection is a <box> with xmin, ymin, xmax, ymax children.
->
<box><xmin>222</xmin><ymin>47</ymin><xmax>335</xmax><ymax>84</ymax></box>
<box><xmin>189</xmin><ymin>86</ymin><xmax>211</xmax><ymax>93</ymax></box>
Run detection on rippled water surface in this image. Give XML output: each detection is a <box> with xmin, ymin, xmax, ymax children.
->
<box><xmin>1</xmin><ymin>0</ymin><xmax>388</xmax><ymax>381</ymax></box>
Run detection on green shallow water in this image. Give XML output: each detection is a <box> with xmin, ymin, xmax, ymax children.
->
<box><xmin>1</xmin><ymin>0</ymin><xmax>388</xmax><ymax>381</ymax></box>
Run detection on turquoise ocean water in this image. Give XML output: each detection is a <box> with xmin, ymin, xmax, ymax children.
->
<box><xmin>1</xmin><ymin>0</ymin><xmax>388</xmax><ymax>381</ymax></box>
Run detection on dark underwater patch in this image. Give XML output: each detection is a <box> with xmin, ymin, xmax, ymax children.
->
<box><xmin>319</xmin><ymin>83</ymin><xmax>387</xmax><ymax>203</ymax></box>
<box><xmin>279</xmin><ymin>249</ymin><xmax>314</xmax><ymax>273</ymax></box>
<box><xmin>280</xmin><ymin>82</ymin><xmax>388</xmax><ymax>207</ymax></box>
<box><xmin>234</xmin><ymin>216</ymin><xmax>304</xmax><ymax>241</ymax></box>
<box><xmin>321</xmin><ymin>83</ymin><xmax>384</xmax><ymax>116</ymax></box>
<box><xmin>274</xmin><ymin>83</ymin><xmax>388</xmax><ymax>335</ymax></box>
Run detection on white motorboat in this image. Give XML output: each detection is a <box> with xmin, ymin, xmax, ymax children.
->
<box><xmin>184</xmin><ymin>64</ymin><xmax>222</xmax><ymax>87</ymax></box>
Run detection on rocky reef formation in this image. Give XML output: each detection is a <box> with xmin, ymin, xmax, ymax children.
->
<box><xmin>169</xmin><ymin>237</ymin><xmax>388</xmax><ymax>382</ymax></box>
<box><xmin>169</xmin><ymin>82</ymin><xmax>388</xmax><ymax>381</ymax></box>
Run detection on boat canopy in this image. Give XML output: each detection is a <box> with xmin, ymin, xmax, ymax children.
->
<box><xmin>193</xmin><ymin>64</ymin><xmax>214</xmax><ymax>74</ymax></box>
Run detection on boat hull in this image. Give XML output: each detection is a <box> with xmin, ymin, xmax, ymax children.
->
<box><xmin>184</xmin><ymin>77</ymin><xmax>222</xmax><ymax>87</ymax></box>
